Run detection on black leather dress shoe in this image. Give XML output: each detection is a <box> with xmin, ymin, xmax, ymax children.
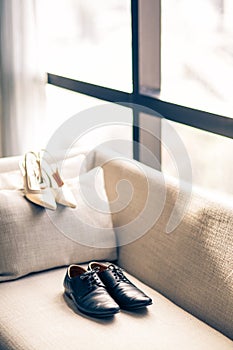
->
<box><xmin>88</xmin><ymin>262</ymin><xmax>152</xmax><ymax>310</ymax></box>
<box><xmin>63</xmin><ymin>264</ymin><xmax>120</xmax><ymax>317</ymax></box>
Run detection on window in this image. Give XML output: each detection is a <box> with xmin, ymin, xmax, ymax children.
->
<box><xmin>161</xmin><ymin>0</ymin><xmax>233</xmax><ymax>118</ymax></box>
<box><xmin>162</xmin><ymin>118</ymin><xmax>233</xmax><ymax>195</ymax></box>
<box><xmin>45</xmin><ymin>85</ymin><xmax>133</xmax><ymax>158</ymax></box>
<box><xmin>39</xmin><ymin>0</ymin><xmax>132</xmax><ymax>92</ymax></box>
<box><xmin>41</xmin><ymin>0</ymin><xmax>233</xmax><ymax>196</ymax></box>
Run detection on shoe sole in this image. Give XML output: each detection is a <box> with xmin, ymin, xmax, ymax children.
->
<box><xmin>64</xmin><ymin>292</ymin><xmax>120</xmax><ymax>318</ymax></box>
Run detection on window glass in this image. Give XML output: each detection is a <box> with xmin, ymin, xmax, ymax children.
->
<box><xmin>38</xmin><ymin>0</ymin><xmax>132</xmax><ymax>92</ymax></box>
<box><xmin>45</xmin><ymin>85</ymin><xmax>133</xmax><ymax>157</ymax></box>
<box><xmin>162</xmin><ymin>119</ymin><xmax>233</xmax><ymax>196</ymax></box>
<box><xmin>161</xmin><ymin>0</ymin><xmax>233</xmax><ymax>117</ymax></box>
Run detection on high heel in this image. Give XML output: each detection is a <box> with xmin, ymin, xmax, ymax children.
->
<box><xmin>39</xmin><ymin>150</ymin><xmax>77</xmax><ymax>209</ymax></box>
<box><xmin>19</xmin><ymin>152</ymin><xmax>57</xmax><ymax>210</ymax></box>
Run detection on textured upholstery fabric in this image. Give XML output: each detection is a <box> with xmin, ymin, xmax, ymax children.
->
<box><xmin>0</xmin><ymin>167</ymin><xmax>116</xmax><ymax>281</ymax></box>
<box><xmin>0</xmin><ymin>153</ymin><xmax>87</xmax><ymax>190</ymax></box>
<box><xmin>0</xmin><ymin>147</ymin><xmax>93</xmax><ymax>174</ymax></box>
<box><xmin>0</xmin><ymin>169</ymin><xmax>23</xmax><ymax>190</ymax></box>
<box><xmin>0</xmin><ymin>155</ymin><xmax>22</xmax><ymax>173</ymax></box>
<box><xmin>94</xmin><ymin>151</ymin><xmax>233</xmax><ymax>340</ymax></box>
<box><xmin>0</xmin><ymin>266</ymin><xmax>231</xmax><ymax>350</ymax></box>
<box><xmin>0</xmin><ymin>148</ymin><xmax>232</xmax><ymax>349</ymax></box>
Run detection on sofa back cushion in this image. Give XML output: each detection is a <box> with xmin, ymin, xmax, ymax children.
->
<box><xmin>0</xmin><ymin>151</ymin><xmax>117</xmax><ymax>281</ymax></box>
<box><xmin>94</xmin><ymin>149</ymin><xmax>233</xmax><ymax>339</ymax></box>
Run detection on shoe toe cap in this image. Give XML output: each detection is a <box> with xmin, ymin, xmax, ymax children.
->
<box><xmin>94</xmin><ymin>301</ymin><xmax>120</xmax><ymax>315</ymax></box>
<box><xmin>115</xmin><ymin>285</ymin><xmax>152</xmax><ymax>309</ymax></box>
<box><xmin>88</xmin><ymin>300</ymin><xmax>120</xmax><ymax>315</ymax></box>
<box><xmin>82</xmin><ymin>292</ymin><xmax>120</xmax><ymax>316</ymax></box>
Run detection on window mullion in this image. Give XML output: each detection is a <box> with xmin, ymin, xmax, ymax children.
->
<box><xmin>131</xmin><ymin>0</ymin><xmax>139</xmax><ymax>95</ymax></box>
<box><xmin>139</xmin><ymin>0</ymin><xmax>161</xmax><ymax>93</ymax></box>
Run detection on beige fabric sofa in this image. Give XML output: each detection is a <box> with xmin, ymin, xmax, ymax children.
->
<box><xmin>0</xmin><ymin>147</ymin><xmax>232</xmax><ymax>349</ymax></box>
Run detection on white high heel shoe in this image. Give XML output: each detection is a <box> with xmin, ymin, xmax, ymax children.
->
<box><xmin>19</xmin><ymin>152</ymin><xmax>57</xmax><ymax>210</ymax></box>
<box><xmin>39</xmin><ymin>150</ymin><xmax>77</xmax><ymax>209</ymax></box>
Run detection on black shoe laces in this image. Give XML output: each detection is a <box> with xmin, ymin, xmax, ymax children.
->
<box><xmin>80</xmin><ymin>270</ymin><xmax>103</xmax><ymax>289</ymax></box>
<box><xmin>108</xmin><ymin>264</ymin><xmax>129</xmax><ymax>283</ymax></box>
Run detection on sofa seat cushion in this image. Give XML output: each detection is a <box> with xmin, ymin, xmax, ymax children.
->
<box><xmin>0</xmin><ymin>266</ymin><xmax>231</xmax><ymax>350</ymax></box>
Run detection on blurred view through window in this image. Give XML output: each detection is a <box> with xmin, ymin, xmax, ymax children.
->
<box><xmin>161</xmin><ymin>0</ymin><xmax>233</xmax><ymax>117</ymax></box>
<box><xmin>38</xmin><ymin>0</ymin><xmax>132</xmax><ymax>92</ymax></box>
<box><xmin>39</xmin><ymin>0</ymin><xmax>233</xmax><ymax>196</ymax></box>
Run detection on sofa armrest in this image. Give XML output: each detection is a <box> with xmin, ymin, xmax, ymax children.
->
<box><xmin>95</xmin><ymin>148</ymin><xmax>233</xmax><ymax>340</ymax></box>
